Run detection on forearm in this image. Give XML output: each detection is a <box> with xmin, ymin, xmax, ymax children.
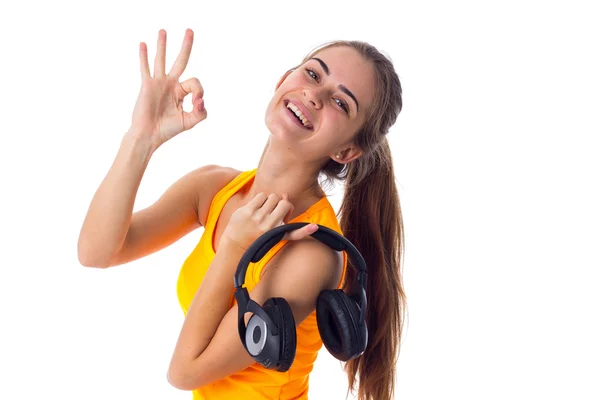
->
<box><xmin>169</xmin><ymin>240</ymin><xmax>246</xmax><ymax>369</ymax></box>
<box><xmin>77</xmin><ymin>131</ymin><xmax>156</xmax><ymax>266</ymax></box>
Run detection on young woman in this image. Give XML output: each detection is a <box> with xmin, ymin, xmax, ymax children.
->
<box><xmin>78</xmin><ymin>28</ymin><xmax>406</xmax><ymax>400</ymax></box>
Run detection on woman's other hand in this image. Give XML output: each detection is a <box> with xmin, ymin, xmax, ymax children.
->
<box><xmin>221</xmin><ymin>193</ymin><xmax>319</xmax><ymax>252</ymax></box>
<box><xmin>129</xmin><ymin>29</ymin><xmax>207</xmax><ymax>151</ymax></box>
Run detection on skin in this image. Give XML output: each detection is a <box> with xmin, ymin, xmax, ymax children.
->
<box><xmin>250</xmin><ymin>45</ymin><xmax>377</xmax><ymax>211</ymax></box>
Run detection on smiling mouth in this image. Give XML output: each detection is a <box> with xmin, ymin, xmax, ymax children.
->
<box><xmin>284</xmin><ymin>100</ymin><xmax>313</xmax><ymax>130</ymax></box>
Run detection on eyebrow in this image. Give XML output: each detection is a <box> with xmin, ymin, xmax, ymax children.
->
<box><xmin>309</xmin><ymin>57</ymin><xmax>359</xmax><ymax>113</ymax></box>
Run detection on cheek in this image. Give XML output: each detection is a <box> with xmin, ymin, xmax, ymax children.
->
<box><xmin>322</xmin><ymin>111</ymin><xmax>346</xmax><ymax>130</ymax></box>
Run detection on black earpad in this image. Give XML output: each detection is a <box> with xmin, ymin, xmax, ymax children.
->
<box><xmin>316</xmin><ymin>289</ymin><xmax>364</xmax><ymax>361</ymax></box>
<box><xmin>264</xmin><ymin>297</ymin><xmax>297</xmax><ymax>372</ymax></box>
<box><xmin>338</xmin><ymin>291</ymin><xmax>367</xmax><ymax>354</ymax></box>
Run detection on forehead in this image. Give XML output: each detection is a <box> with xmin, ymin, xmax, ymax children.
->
<box><xmin>308</xmin><ymin>46</ymin><xmax>376</xmax><ymax>113</ymax></box>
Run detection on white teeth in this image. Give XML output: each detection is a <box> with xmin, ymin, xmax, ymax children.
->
<box><xmin>286</xmin><ymin>102</ymin><xmax>311</xmax><ymax>128</ymax></box>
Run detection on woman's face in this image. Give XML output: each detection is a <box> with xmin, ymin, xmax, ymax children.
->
<box><xmin>265</xmin><ymin>45</ymin><xmax>376</xmax><ymax>162</ymax></box>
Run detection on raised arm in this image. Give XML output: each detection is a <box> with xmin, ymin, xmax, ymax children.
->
<box><xmin>77</xmin><ymin>28</ymin><xmax>208</xmax><ymax>267</ymax></box>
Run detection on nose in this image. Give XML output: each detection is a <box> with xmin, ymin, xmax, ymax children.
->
<box><xmin>303</xmin><ymin>89</ymin><xmax>322</xmax><ymax>109</ymax></box>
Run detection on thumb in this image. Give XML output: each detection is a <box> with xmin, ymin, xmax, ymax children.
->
<box><xmin>183</xmin><ymin>98</ymin><xmax>207</xmax><ymax>130</ymax></box>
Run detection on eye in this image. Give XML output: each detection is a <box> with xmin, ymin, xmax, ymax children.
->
<box><xmin>335</xmin><ymin>99</ymin><xmax>349</xmax><ymax>114</ymax></box>
<box><xmin>305</xmin><ymin>68</ymin><xmax>350</xmax><ymax>115</ymax></box>
<box><xmin>306</xmin><ymin>68</ymin><xmax>319</xmax><ymax>82</ymax></box>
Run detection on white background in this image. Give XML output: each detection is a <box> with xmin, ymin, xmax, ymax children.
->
<box><xmin>1</xmin><ymin>0</ymin><xmax>598</xmax><ymax>399</ymax></box>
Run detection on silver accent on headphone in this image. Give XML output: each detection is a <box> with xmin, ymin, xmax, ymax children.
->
<box><xmin>245</xmin><ymin>314</ymin><xmax>268</xmax><ymax>356</ymax></box>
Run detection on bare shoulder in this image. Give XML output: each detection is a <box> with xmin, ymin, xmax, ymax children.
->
<box><xmin>200</xmin><ymin>164</ymin><xmax>241</xmax><ymax>182</ymax></box>
<box><xmin>261</xmin><ymin>237</ymin><xmax>344</xmax><ymax>292</ymax></box>
<box><xmin>222</xmin><ymin>166</ymin><xmax>243</xmax><ymax>179</ymax></box>
<box><xmin>253</xmin><ymin>237</ymin><xmax>344</xmax><ymax>327</ymax></box>
<box><xmin>195</xmin><ymin>165</ymin><xmax>242</xmax><ymax>227</ymax></box>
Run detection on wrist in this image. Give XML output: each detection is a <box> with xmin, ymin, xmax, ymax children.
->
<box><xmin>122</xmin><ymin>130</ymin><xmax>157</xmax><ymax>159</ymax></box>
<box><xmin>211</xmin><ymin>237</ymin><xmax>248</xmax><ymax>277</ymax></box>
<box><xmin>219</xmin><ymin>236</ymin><xmax>249</xmax><ymax>255</ymax></box>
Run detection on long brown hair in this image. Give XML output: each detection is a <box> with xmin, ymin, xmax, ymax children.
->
<box><xmin>291</xmin><ymin>41</ymin><xmax>407</xmax><ymax>400</ymax></box>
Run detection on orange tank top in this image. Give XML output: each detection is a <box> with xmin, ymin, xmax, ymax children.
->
<box><xmin>176</xmin><ymin>168</ymin><xmax>348</xmax><ymax>400</ymax></box>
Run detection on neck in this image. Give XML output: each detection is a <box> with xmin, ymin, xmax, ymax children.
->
<box><xmin>242</xmin><ymin>138</ymin><xmax>326</xmax><ymax>219</ymax></box>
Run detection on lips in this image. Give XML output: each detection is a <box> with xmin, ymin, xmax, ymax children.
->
<box><xmin>284</xmin><ymin>99</ymin><xmax>314</xmax><ymax>130</ymax></box>
<box><xmin>285</xmin><ymin>105</ymin><xmax>311</xmax><ymax>130</ymax></box>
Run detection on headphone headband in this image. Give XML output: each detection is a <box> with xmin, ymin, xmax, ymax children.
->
<box><xmin>233</xmin><ymin>223</ymin><xmax>367</xmax><ymax>321</ymax></box>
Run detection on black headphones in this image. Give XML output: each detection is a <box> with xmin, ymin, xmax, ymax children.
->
<box><xmin>233</xmin><ymin>222</ymin><xmax>368</xmax><ymax>372</ymax></box>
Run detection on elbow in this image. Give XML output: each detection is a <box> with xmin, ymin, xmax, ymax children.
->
<box><xmin>167</xmin><ymin>368</ymin><xmax>185</xmax><ymax>390</ymax></box>
<box><xmin>167</xmin><ymin>368</ymin><xmax>191</xmax><ymax>391</ymax></box>
<box><xmin>78</xmin><ymin>255</ymin><xmax>108</xmax><ymax>269</ymax></box>
<box><xmin>78</xmin><ymin>258</ymin><xmax>107</xmax><ymax>269</ymax></box>
<box><xmin>168</xmin><ymin>364</ymin><xmax>205</xmax><ymax>391</ymax></box>
<box><xmin>77</xmin><ymin>240</ymin><xmax>109</xmax><ymax>269</ymax></box>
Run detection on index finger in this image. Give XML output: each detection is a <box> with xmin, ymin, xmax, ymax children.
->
<box><xmin>139</xmin><ymin>42</ymin><xmax>151</xmax><ymax>80</ymax></box>
<box><xmin>169</xmin><ymin>29</ymin><xmax>194</xmax><ymax>78</ymax></box>
<box><xmin>247</xmin><ymin>192</ymin><xmax>269</xmax><ymax>208</ymax></box>
<box><xmin>283</xmin><ymin>224</ymin><xmax>319</xmax><ymax>241</ymax></box>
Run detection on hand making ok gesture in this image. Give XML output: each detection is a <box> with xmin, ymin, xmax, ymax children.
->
<box><xmin>129</xmin><ymin>29</ymin><xmax>207</xmax><ymax>151</ymax></box>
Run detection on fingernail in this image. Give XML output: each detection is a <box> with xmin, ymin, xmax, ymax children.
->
<box><xmin>198</xmin><ymin>99</ymin><xmax>204</xmax><ymax>111</ymax></box>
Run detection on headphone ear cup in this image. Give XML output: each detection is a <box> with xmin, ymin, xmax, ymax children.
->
<box><xmin>338</xmin><ymin>291</ymin><xmax>367</xmax><ymax>356</ymax></box>
<box><xmin>316</xmin><ymin>289</ymin><xmax>364</xmax><ymax>361</ymax></box>
<box><xmin>264</xmin><ymin>297</ymin><xmax>297</xmax><ymax>372</ymax></box>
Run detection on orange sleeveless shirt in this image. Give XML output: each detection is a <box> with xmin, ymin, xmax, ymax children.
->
<box><xmin>176</xmin><ymin>168</ymin><xmax>348</xmax><ymax>400</ymax></box>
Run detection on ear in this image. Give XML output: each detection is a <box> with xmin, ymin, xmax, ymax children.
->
<box><xmin>331</xmin><ymin>147</ymin><xmax>363</xmax><ymax>164</ymax></box>
<box><xmin>334</xmin><ymin>145</ymin><xmax>363</xmax><ymax>164</ymax></box>
<box><xmin>275</xmin><ymin>68</ymin><xmax>295</xmax><ymax>91</ymax></box>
